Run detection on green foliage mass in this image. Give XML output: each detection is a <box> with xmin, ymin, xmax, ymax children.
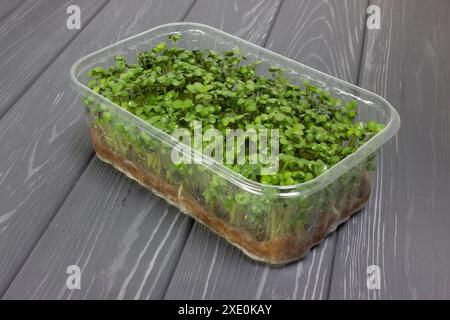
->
<box><xmin>83</xmin><ymin>34</ymin><xmax>381</xmax><ymax>248</ymax></box>
<box><xmin>86</xmin><ymin>34</ymin><xmax>384</xmax><ymax>186</ymax></box>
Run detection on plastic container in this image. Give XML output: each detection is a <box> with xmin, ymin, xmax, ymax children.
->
<box><xmin>71</xmin><ymin>23</ymin><xmax>400</xmax><ymax>265</ymax></box>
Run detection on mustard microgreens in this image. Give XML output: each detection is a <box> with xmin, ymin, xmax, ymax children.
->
<box><xmin>86</xmin><ymin>34</ymin><xmax>384</xmax><ymax>186</ymax></box>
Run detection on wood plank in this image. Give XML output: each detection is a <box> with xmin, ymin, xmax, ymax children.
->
<box><xmin>165</xmin><ymin>0</ymin><xmax>369</xmax><ymax>300</ymax></box>
<box><xmin>329</xmin><ymin>0</ymin><xmax>450</xmax><ymax>299</ymax></box>
<box><xmin>0</xmin><ymin>0</ymin><xmax>23</xmax><ymax>21</ymax></box>
<box><xmin>0</xmin><ymin>0</ymin><xmax>195</xmax><ymax>298</ymax></box>
<box><xmin>184</xmin><ymin>0</ymin><xmax>280</xmax><ymax>44</ymax></box>
<box><xmin>167</xmin><ymin>223</ymin><xmax>336</xmax><ymax>299</ymax></box>
<box><xmin>0</xmin><ymin>0</ymin><xmax>108</xmax><ymax>119</ymax></box>
<box><xmin>3</xmin><ymin>0</ymin><xmax>282</xmax><ymax>299</ymax></box>
<box><xmin>4</xmin><ymin>158</ymin><xmax>193</xmax><ymax>299</ymax></box>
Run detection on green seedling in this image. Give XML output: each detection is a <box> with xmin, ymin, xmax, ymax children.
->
<box><xmin>84</xmin><ymin>35</ymin><xmax>383</xmax><ymax>241</ymax></box>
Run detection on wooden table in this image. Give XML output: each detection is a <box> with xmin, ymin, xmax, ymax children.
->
<box><xmin>0</xmin><ymin>0</ymin><xmax>449</xmax><ymax>300</ymax></box>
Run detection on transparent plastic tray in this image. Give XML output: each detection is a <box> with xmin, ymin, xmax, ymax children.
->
<box><xmin>71</xmin><ymin>23</ymin><xmax>400</xmax><ymax>265</ymax></box>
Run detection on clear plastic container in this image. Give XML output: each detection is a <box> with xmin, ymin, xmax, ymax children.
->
<box><xmin>71</xmin><ymin>23</ymin><xmax>400</xmax><ymax>265</ymax></box>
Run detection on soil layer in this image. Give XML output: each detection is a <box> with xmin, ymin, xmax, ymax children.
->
<box><xmin>90</xmin><ymin>125</ymin><xmax>372</xmax><ymax>265</ymax></box>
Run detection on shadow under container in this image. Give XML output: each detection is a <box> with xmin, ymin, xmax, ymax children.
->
<box><xmin>71</xmin><ymin>23</ymin><xmax>400</xmax><ymax>266</ymax></box>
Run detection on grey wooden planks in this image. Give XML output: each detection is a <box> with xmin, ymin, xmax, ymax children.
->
<box><xmin>166</xmin><ymin>223</ymin><xmax>337</xmax><ymax>299</ymax></box>
<box><xmin>329</xmin><ymin>0</ymin><xmax>450</xmax><ymax>299</ymax></box>
<box><xmin>3</xmin><ymin>0</ymin><xmax>282</xmax><ymax>299</ymax></box>
<box><xmin>165</xmin><ymin>0</ymin><xmax>369</xmax><ymax>300</ymax></box>
<box><xmin>2</xmin><ymin>0</ymin><xmax>448</xmax><ymax>301</ymax></box>
<box><xmin>4</xmin><ymin>158</ymin><xmax>193</xmax><ymax>299</ymax></box>
<box><xmin>0</xmin><ymin>0</ymin><xmax>23</xmax><ymax>22</ymax></box>
<box><xmin>0</xmin><ymin>0</ymin><xmax>108</xmax><ymax>119</ymax></box>
<box><xmin>0</xmin><ymin>0</ymin><xmax>196</xmax><ymax>297</ymax></box>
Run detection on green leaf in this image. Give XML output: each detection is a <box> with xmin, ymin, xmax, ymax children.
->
<box><xmin>84</xmin><ymin>33</ymin><xmax>385</xmax><ymax>188</ymax></box>
<box><xmin>153</xmin><ymin>42</ymin><xmax>167</xmax><ymax>53</ymax></box>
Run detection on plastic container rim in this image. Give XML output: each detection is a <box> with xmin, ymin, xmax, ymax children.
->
<box><xmin>70</xmin><ymin>22</ymin><xmax>401</xmax><ymax>198</ymax></box>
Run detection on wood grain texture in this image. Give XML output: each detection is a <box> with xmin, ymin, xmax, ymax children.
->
<box><xmin>166</xmin><ymin>223</ymin><xmax>336</xmax><ymax>300</ymax></box>
<box><xmin>184</xmin><ymin>0</ymin><xmax>280</xmax><ymax>44</ymax></box>
<box><xmin>0</xmin><ymin>0</ymin><xmax>195</xmax><ymax>297</ymax></box>
<box><xmin>329</xmin><ymin>0</ymin><xmax>450</xmax><ymax>299</ymax></box>
<box><xmin>2</xmin><ymin>0</ymin><xmax>282</xmax><ymax>300</ymax></box>
<box><xmin>4</xmin><ymin>158</ymin><xmax>193</xmax><ymax>299</ymax></box>
<box><xmin>265</xmin><ymin>0</ymin><xmax>367</xmax><ymax>82</ymax></box>
<box><xmin>0</xmin><ymin>0</ymin><xmax>108</xmax><ymax>119</ymax></box>
<box><xmin>165</xmin><ymin>0</ymin><xmax>369</xmax><ymax>300</ymax></box>
<box><xmin>0</xmin><ymin>0</ymin><xmax>24</xmax><ymax>21</ymax></box>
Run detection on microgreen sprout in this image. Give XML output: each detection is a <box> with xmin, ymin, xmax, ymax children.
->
<box><xmin>86</xmin><ymin>34</ymin><xmax>384</xmax><ymax>186</ymax></box>
<box><xmin>83</xmin><ymin>34</ymin><xmax>382</xmax><ymax>244</ymax></box>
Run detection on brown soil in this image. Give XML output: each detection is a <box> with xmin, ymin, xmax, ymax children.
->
<box><xmin>89</xmin><ymin>125</ymin><xmax>372</xmax><ymax>266</ymax></box>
